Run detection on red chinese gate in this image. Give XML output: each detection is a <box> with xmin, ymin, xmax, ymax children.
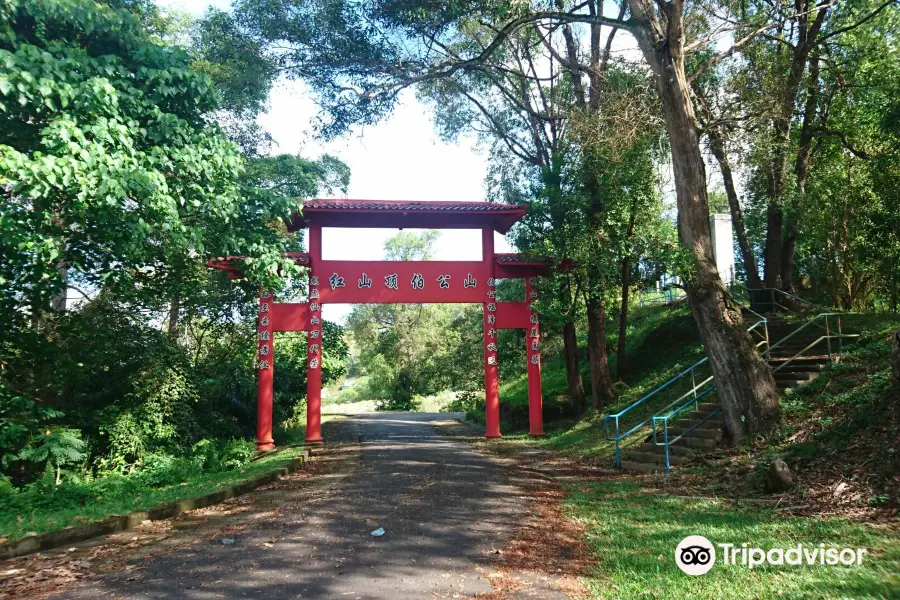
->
<box><xmin>211</xmin><ymin>200</ymin><xmax>548</xmax><ymax>449</ymax></box>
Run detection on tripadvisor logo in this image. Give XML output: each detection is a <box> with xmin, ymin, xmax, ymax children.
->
<box><xmin>675</xmin><ymin>535</ymin><xmax>716</xmax><ymax>575</ymax></box>
<box><xmin>675</xmin><ymin>535</ymin><xmax>868</xmax><ymax>575</ymax></box>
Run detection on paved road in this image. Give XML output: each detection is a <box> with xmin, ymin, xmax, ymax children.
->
<box><xmin>54</xmin><ymin>413</ymin><xmax>568</xmax><ymax>599</ymax></box>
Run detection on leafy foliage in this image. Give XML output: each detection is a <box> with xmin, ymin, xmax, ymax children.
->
<box><xmin>0</xmin><ymin>0</ymin><xmax>350</xmax><ymax>496</ymax></box>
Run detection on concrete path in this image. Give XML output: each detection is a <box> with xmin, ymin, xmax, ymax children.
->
<box><xmin>51</xmin><ymin>413</ymin><xmax>571</xmax><ymax>599</ymax></box>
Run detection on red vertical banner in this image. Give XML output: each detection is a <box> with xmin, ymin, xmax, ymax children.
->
<box><xmin>483</xmin><ymin>228</ymin><xmax>501</xmax><ymax>438</ymax></box>
<box><xmin>305</xmin><ymin>225</ymin><xmax>324</xmax><ymax>444</ymax></box>
<box><xmin>526</xmin><ymin>277</ymin><xmax>544</xmax><ymax>436</ymax></box>
<box><xmin>256</xmin><ymin>288</ymin><xmax>276</xmax><ymax>451</ymax></box>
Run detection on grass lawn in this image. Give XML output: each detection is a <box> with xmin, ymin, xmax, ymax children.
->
<box><xmin>567</xmin><ymin>479</ymin><xmax>899</xmax><ymax>599</ymax></box>
<box><xmin>0</xmin><ymin>445</ymin><xmax>308</xmax><ymax>542</ymax></box>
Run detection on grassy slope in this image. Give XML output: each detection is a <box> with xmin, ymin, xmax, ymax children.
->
<box><xmin>498</xmin><ymin>303</ymin><xmax>706</xmax><ymax>461</ymax></box>
<box><xmin>0</xmin><ymin>446</ymin><xmax>308</xmax><ymax>542</ymax></box>
<box><xmin>675</xmin><ymin>313</ymin><xmax>900</xmax><ymax>509</ymax></box>
<box><xmin>498</xmin><ymin>309</ymin><xmax>899</xmax><ymax>599</ymax></box>
<box><xmin>567</xmin><ymin>479</ymin><xmax>898</xmax><ymax>600</ymax></box>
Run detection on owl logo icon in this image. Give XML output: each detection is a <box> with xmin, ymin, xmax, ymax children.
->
<box><xmin>675</xmin><ymin>535</ymin><xmax>716</xmax><ymax>575</ymax></box>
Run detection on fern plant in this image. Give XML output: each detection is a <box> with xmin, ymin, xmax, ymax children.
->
<box><xmin>17</xmin><ymin>428</ymin><xmax>86</xmax><ymax>485</ymax></box>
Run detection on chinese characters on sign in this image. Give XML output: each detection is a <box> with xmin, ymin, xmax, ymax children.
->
<box><xmin>528</xmin><ymin>281</ymin><xmax>540</xmax><ymax>368</ymax></box>
<box><xmin>485</xmin><ymin>276</ymin><xmax>498</xmax><ymax>368</ymax></box>
<box><xmin>308</xmin><ymin>275</ymin><xmax>322</xmax><ymax>370</ymax></box>
<box><xmin>437</xmin><ymin>274</ymin><xmax>450</xmax><ymax>289</ymax></box>
<box><xmin>411</xmin><ymin>273</ymin><xmax>425</xmax><ymax>290</ymax></box>
<box><xmin>463</xmin><ymin>273</ymin><xmax>477</xmax><ymax>288</ymax></box>
<box><xmin>329</xmin><ymin>273</ymin><xmax>345</xmax><ymax>291</ymax></box>
<box><xmin>358</xmin><ymin>273</ymin><xmax>372</xmax><ymax>288</ymax></box>
<box><xmin>258</xmin><ymin>289</ymin><xmax>273</xmax><ymax>370</ymax></box>
<box><xmin>385</xmin><ymin>273</ymin><xmax>399</xmax><ymax>290</ymax></box>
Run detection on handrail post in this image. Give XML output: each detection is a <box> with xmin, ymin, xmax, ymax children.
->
<box><xmin>764</xmin><ymin>320</ymin><xmax>770</xmax><ymax>360</ymax></box>
<box><xmin>691</xmin><ymin>367</ymin><xmax>697</xmax><ymax>405</ymax></box>
<box><xmin>825</xmin><ymin>315</ymin><xmax>832</xmax><ymax>361</ymax></box>
<box><xmin>770</xmin><ymin>288</ymin><xmax>775</xmax><ymax>313</ymax></box>
<box><xmin>663</xmin><ymin>420</ymin><xmax>671</xmax><ymax>472</ymax></box>
<box><xmin>614</xmin><ymin>418</ymin><xmax>621</xmax><ymax>468</ymax></box>
<box><xmin>837</xmin><ymin>315</ymin><xmax>843</xmax><ymax>357</ymax></box>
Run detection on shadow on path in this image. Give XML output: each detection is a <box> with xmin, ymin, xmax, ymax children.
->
<box><xmin>50</xmin><ymin>412</ymin><xmax>570</xmax><ymax>599</ymax></box>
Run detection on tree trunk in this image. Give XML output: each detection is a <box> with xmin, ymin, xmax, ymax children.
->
<box><xmin>168</xmin><ymin>290</ymin><xmax>181</xmax><ymax>337</ymax></box>
<box><xmin>562</xmin><ymin>320</ymin><xmax>587</xmax><ymax>415</ymax></box>
<box><xmin>616</xmin><ymin>197</ymin><xmax>638</xmax><ymax>377</ymax></box>
<box><xmin>780</xmin><ymin>223</ymin><xmax>798</xmax><ymax>292</ymax></box>
<box><xmin>785</xmin><ymin>52</ymin><xmax>821</xmax><ymax>293</ymax></box>
<box><xmin>764</xmin><ymin>202</ymin><xmax>784</xmax><ymax>289</ymax></box>
<box><xmin>627</xmin><ymin>0</ymin><xmax>781</xmax><ymax>444</ymax></box>
<box><xmin>707</xmin><ymin>126</ymin><xmax>762</xmax><ymax>290</ymax></box>
<box><xmin>586</xmin><ymin>293</ymin><xmax>616</xmax><ymax>411</ymax></box>
<box><xmin>763</xmin><ymin>3</ymin><xmax>828</xmax><ymax>291</ymax></box>
<box><xmin>616</xmin><ymin>254</ymin><xmax>631</xmax><ymax>377</ymax></box>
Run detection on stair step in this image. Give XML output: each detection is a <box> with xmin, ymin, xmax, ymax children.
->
<box><xmin>694</xmin><ymin>402</ymin><xmax>720</xmax><ymax>412</ymax></box>
<box><xmin>675</xmin><ymin>416</ymin><xmax>723</xmax><ymax>428</ymax></box>
<box><xmin>682</xmin><ymin>410</ymin><xmax>724</xmax><ymax>421</ymax></box>
<box><xmin>638</xmin><ymin>442</ymin><xmax>695</xmax><ymax>456</ymax></box>
<box><xmin>768</xmin><ymin>356</ymin><xmax>830</xmax><ymax>366</ymax></box>
<box><xmin>770</xmin><ymin>363</ymin><xmax>824</xmax><ymax>373</ymax></box>
<box><xmin>773</xmin><ymin>371</ymin><xmax>817</xmax><ymax>381</ymax></box>
<box><xmin>666</xmin><ymin>426</ymin><xmax>723</xmax><ymax>440</ymax></box>
<box><xmin>672</xmin><ymin>436</ymin><xmax>718</xmax><ymax>449</ymax></box>
<box><xmin>620</xmin><ymin>460</ymin><xmax>668</xmax><ymax>473</ymax></box>
<box><xmin>624</xmin><ymin>451</ymin><xmax>689</xmax><ymax>466</ymax></box>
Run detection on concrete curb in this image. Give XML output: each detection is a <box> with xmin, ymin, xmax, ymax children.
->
<box><xmin>0</xmin><ymin>450</ymin><xmax>310</xmax><ymax>562</ymax></box>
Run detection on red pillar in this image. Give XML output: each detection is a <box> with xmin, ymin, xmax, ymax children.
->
<box><xmin>305</xmin><ymin>224</ymin><xmax>324</xmax><ymax>444</ymax></box>
<box><xmin>256</xmin><ymin>288</ymin><xmax>275</xmax><ymax>451</ymax></box>
<box><xmin>483</xmin><ymin>228</ymin><xmax>501</xmax><ymax>438</ymax></box>
<box><xmin>526</xmin><ymin>277</ymin><xmax>544</xmax><ymax>436</ymax></box>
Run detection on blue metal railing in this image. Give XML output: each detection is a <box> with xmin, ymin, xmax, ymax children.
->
<box><xmin>652</xmin><ymin>388</ymin><xmax>720</xmax><ymax>472</ymax></box>
<box><xmin>638</xmin><ymin>288</ymin><xmax>686</xmax><ymax>307</ymax></box>
<box><xmin>605</xmin><ymin>315</ymin><xmax>769</xmax><ymax>469</ymax></box>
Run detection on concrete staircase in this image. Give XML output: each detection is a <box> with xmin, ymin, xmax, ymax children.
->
<box><xmin>620</xmin><ymin>401</ymin><xmax>722</xmax><ymax>473</ymax></box>
<box><xmin>619</xmin><ymin>310</ymin><xmax>836</xmax><ymax>473</ymax></box>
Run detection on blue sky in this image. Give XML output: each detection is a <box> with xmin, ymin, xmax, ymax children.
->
<box><xmin>157</xmin><ymin>0</ymin><xmax>514</xmax><ymax>322</ymax></box>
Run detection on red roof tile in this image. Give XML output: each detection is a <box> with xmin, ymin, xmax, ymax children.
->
<box><xmin>288</xmin><ymin>199</ymin><xmax>528</xmax><ymax>233</ymax></box>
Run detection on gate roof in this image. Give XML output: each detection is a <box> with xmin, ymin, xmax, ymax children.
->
<box><xmin>287</xmin><ymin>199</ymin><xmax>528</xmax><ymax>233</ymax></box>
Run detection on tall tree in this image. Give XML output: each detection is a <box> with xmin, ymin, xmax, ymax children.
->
<box><xmin>229</xmin><ymin>0</ymin><xmax>803</xmax><ymax>442</ymax></box>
